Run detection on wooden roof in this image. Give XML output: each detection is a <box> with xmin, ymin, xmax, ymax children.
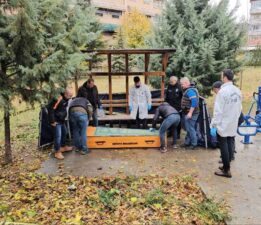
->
<box><xmin>83</xmin><ymin>48</ymin><xmax>176</xmax><ymax>55</ymax></box>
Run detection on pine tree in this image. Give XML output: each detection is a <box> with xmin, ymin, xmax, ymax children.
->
<box><xmin>112</xmin><ymin>27</ymin><xmax>126</xmax><ymax>72</ymax></box>
<box><xmin>0</xmin><ymin>0</ymin><xmax>102</xmax><ymax>164</ymax></box>
<box><xmin>149</xmin><ymin>0</ymin><xmax>245</xmax><ymax>95</ymax></box>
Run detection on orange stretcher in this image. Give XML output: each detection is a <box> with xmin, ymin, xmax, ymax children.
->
<box><xmin>87</xmin><ymin>126</ymin><xmax>161</xmax><ymax>149</ymax></box>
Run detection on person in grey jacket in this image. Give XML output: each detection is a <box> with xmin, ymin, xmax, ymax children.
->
<box><xmin>151</xmin><ymin>102</ymin><xmax>180</xmax><ymax>153</ymax></box>
<box><xmin>69</xmin><ymin>97</ymin><xmax>93</xmax><ymax>155</ymax></box>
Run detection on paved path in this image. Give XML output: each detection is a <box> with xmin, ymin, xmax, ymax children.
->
<box><xmin>38</xmin><ymin>135</ymin><xmax>261</xmax><ymax>224</ymax></box>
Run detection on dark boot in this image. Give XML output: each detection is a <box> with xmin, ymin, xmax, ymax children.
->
<box><xmin>214</xmin><ymin>170</ymin><xmax>232</xmax><ymax>178</ymax></box>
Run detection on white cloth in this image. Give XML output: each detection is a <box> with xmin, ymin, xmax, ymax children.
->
<box><xmin>211</xmin><ymin>82</ymin><xmax>242</xmax><ymax>137</ymax></box>
<box><xmin>129</xmin><ymin>84</ymin><xmax>152</xmax><ymax>119</ymax></box>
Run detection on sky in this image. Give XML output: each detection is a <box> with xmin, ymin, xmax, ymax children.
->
<box><xmin>210</xmin><ymin>0</ymin><xmax>250</xmax><ymax>21</ymax></box>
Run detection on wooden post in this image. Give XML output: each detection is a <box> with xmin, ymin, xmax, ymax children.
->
<box><xmin>161</xmin><ymin>53</ymin><xmax>169</xmax><ymax>99</ymax></box>
<box><xmin>144</xmin><ymin>53</ymin><xmax>150</xmax><ymax>84</ymax></box>
<box><xmin>125</xmin><ymin>53</ymin><xmax>129</xmax><ymax>114</ymax></box>
<box><xmin>108</xmin><ymin>53</ymin><xmax>113</xmax><ymax>115</ymax></box>
<box><xmin>89</xmin><ymin>60</ymin><xmax>93</xmax><ymax>79</ymax></box>
<box><xmin>240</xmin><ymin>70</ymin><xmax>243</xmax><ymax>90</ymax></box>
<box><xmin>74</xmin><ymin>71</ymin><xmax>79</xmax><ymax>95</ymax></box>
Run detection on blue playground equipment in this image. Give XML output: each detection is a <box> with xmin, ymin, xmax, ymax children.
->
<box><xmin>238</xmin><ymin>86</ymin><xmax>261</xmax><ymax>144</ymax></box>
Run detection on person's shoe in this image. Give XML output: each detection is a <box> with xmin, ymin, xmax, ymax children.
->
<box><xmin>61</xmin><ymin>146</ymin><xmax>73</xmax><ymax>153</ymax></box>
<box><xmin>187</xmin><ymin>145</ymin><xmax>198</xmax><ymax>150</ymax></box>
<box><xmin>160</xmin><ymin>147</ymin><xmax>168</xmax><ymax>153</ymax></box>
<box><xmin>54</xmin><ymin>151</ymin><xmax>64</xmax><ymax>160</ymax></box>
<box><xmin>180</xmin><ymin>144</ymin><xmax>190</xmax><ymax>148</ymax></box>
<box><xmin>218</xmin><ymin>166</ymin><xmax>224</xmax><ymax>171</ymax></box>
<box><xmin>74</xmin><ymin>148</ymin><xmax>80</xmax><ymax>152</ymax></box>
<box><xmin>80</xmin><ymin>149</ymin><xmax>91</xmax><ymax>155</ymax></box>
<box><xmin>172</xmin><ymin>145</ymin><xmax>178</xmax><ymax>149</ymax></box>
<box><xmin>214</xmin><ymin>170</ymin><xmax>232</xmax><ymax>178</ymax></box>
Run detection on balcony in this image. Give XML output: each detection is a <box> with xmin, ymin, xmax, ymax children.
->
<box><xmin>91</xmin><ymin>0</ymin><xmax>125</xmax><ymax>11</ymax></box>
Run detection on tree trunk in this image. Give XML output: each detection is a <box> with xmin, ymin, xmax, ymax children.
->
<box><xmin>4</xmin><ymin>107</ymin><xmax>12</xmax><ymax>164</ymax></box>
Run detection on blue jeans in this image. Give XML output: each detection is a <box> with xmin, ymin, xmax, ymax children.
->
<box><xmin>70</xmin><ymin>112</ymin><xmax>88</xmax><ymax>152</ymax></box>
<box><xmin>183</xmin><ymin>113</ymin><xmax>199</xmax><ymax>147</ymax></box>
<box><xmin>92</xmin><ymin>109</ymin><xmax>98</xmax><ymax>127</ymax></box>
<box><xmin>54</xmin><ymin>123</ymin><xmax>67</xmax><ymax>152</ymax></box>
<box><xmin>159</xmin><ymin>114</ymin><xmax>180</xmax><ymax>147</ymax></box>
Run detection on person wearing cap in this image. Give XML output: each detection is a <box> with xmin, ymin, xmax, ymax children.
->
<box><xmin>165</xmin><ymin>76</ymin><xmax>183</xmax><ymax>142</ymax></box>
<box><xmin>210</xmin><ymin>69</ymin><xmax>242</xmax><ymax>178</ymax></box>
<box><xmin>180</xmin><ymin>77</ymin><xmax>200</xmax><ymax>150</ymax></box>
<box><xmin>129</xmin><ymin>76</ymin><xmax>152</xmax><ymax>129</ymax></box>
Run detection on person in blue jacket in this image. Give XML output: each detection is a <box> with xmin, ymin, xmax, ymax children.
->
<box><xmin>180</xmin><ymin>77</ymin><xmax>200</xmax><ymax>150</ymax></box>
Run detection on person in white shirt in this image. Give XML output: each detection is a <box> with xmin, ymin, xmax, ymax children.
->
<box><xmin>211</xmin><ymin>69</ymin><xmax>242</xmax><ymax>178</ymax></box>
<box><xmin>129</xmin><ymin>76</ymin><xmax>152</xmax><ymax>129</ymax></box>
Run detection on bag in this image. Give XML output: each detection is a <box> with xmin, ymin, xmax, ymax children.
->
<box><xmin>97</xmin><ymin>108</ymin><xmax>105</xmax><ymax>118</ymax></box>
<box><xmin>87</xmin><ymin>103</ymin><xmax>93</xmax><ymax>117</ymax></box>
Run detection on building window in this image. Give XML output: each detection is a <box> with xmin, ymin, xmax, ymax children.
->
<box><xmin>252</xmin><ymin>0</ymin><xmax>261</xmax><ymax>8</ymax></box>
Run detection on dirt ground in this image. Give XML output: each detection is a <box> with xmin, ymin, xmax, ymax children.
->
<box><xmin>38</xmin><ymin>135</ymin><xmax>261</xmax><ymax>224</ymax></box>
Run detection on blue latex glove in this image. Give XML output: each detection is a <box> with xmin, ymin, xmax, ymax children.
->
<box><xmin>210</xmin><ymin>128</ymin><xmax>217</xmax><ymax>137</ymax></box>
<box><xmin>149</xmin><ymin>128</ymin><xmax>155</xmax><ymax>132</ymax></box>
<box><xmin>147</xmin><ymin>104</ymin><xmax>152</xmax><ymax>111</ymax></box>
<box><xmin>129</xmin><ymin>105</ymin><xmax>133</xmax><ymax>112</ymax></box>
<box><xmin>99</xmin><ymin>105</ymin><xmax>103</xmax><ymax>109</ymax></box>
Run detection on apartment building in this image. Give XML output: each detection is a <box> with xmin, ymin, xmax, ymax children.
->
<box><xmin>91</xmin><ymin>0</ymin><xmax>164</xmax><ymax>33</ymax></box>
<box><xmin>248</xmin><ymin>0</ymin><xmax>261</xmax><ymax>47</ymax></box>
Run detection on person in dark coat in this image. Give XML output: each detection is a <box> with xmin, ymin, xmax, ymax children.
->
<box><xmin>48</xmin><ymin>89</ymin><xmax>73</xmax><ymax>160</ymax></box>
<box><xmin>151</xmin><ymin>102</ymin><xmax>180</xmax><ymax>153</ymax></box>
<box><xmin>165</xmin><ymin>76</ymin><xmax>183</xmax><ymax>139</ymax></box>
<box><xmin>77</xmin><ymin>78</ymin><xmax>102</xmax><ymax>127</ymax></box>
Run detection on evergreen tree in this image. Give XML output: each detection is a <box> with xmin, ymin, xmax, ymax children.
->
<box><xmin>149</xmin><ymin>0</ymin><xmax>245</xmax><ymax>95</ymax></box>
<box><xmin>0</xmin><ymin>0</ymin><xmax>102</xmax><ymax>163</ymax></box>
<box><xmin>112</xmin><ymin>27</ymin><xmax>126</xmax><ymax>72</ymax></box>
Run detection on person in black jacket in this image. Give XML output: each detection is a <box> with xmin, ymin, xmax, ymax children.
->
<box><xmin>48</xmin><ymin>89</ymin><xmax>73</xmax><ymax>160</ymax></box>
<box><xmin>165</xmin><ymin>76</ymin><xmax>183</xmax><ymax>139</ymax></box>
<box><xmin>77</xmin><ymin>78</ymin><xmax>102</xmax><ymax>127</ymax></box>
<box><xmin>151</xmin><ymin>102</ymin><xmax>180</xmax><ymax>153</ymax></box>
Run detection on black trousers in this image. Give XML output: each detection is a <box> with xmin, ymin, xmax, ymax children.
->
<box><xmin>136</xmin><ymin>108</ymin><xmax>147</xmax><ymax>129</ymax></box>
<box><xmin>218</xmin><ymin>135</ymin><xmax>234</xmax><ymax>172</ymax></box>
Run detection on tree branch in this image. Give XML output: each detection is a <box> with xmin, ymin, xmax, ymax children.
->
<box><xmin>7</xmin><ymin>71</ymin><xmax>19</xmax><ymax>78</ymax></box>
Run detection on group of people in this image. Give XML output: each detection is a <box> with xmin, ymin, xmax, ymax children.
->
<box><xmin>129</xmin><ymin>70</ymin><xmax>242</xmax><ymax>179</ymax></box>
<box><xmin>129</xmin><ymin>75</ymin><xmax>200</xmax><ymax>153</ymax></box>
<box><xmin>48</xmin><ymin>69</ymin><xmax>242</xmax><ymax>179</ymax></box>
<box><xmin>48</xmin><ymin>78</ymin><xmax>100</xmax><ymax>160</ymax></box>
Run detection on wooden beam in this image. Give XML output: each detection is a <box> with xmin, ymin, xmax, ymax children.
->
<box><xmin>108</xmin><ymin>53</ymin><xmax>113</xmax><ymax>115</ymax></box>
<box><xmin>83</xmin><ymin>49</ymin><xmax>176</xmax><ymax>55</ymax></box>
<box><xmin>90</xmin><ymin>72</ymin><xmax>144</xmax><ymax>76</ymax></box>
<box><xmin>89</xmin><ymin>60</ymin><xmax>93</xmax><ymax>79</ymax></box>
<box><xmin>125</xmin><ymin>53</ymin><xmax>129</xmax><ymax>114</ymax></box>
<box><xmin>144</xmin><ymin>53</ymin><xmax>150</xmax><ymax>84</ymax></box>
<box><xmin>161</xmin><ymin>53</ymin><xmax>169</xmax><ymax>99</ymax></box>
<box><xmin>144</xmin><ymin>71</ymin><xmax>165</xmax><ymax>77</ymax></box>
<box><xmin>102</xmin><ymin>103</ymin><xmax>162</xmax><ymax>108</ymax></box>
<box><xmin>74</xmin><ymin>71</ymin><xmax>79</xmax><ymax>95</ymax></box>
<box><xmin>101</xmin><ymin>98</ymin><xmax>164</xmax><ymax>104</ymax></box>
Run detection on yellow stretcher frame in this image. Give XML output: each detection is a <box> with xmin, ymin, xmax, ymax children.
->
<box><xmin>87</xmin><ymin>127</ymin><xmax>161</xmax><ymax>149</ymax></box>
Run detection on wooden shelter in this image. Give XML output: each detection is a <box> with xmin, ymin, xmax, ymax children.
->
<box><xmin>78</xmin><ymin>49</ymin><xmax>176</xmax><ymax>117</ymax></box>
